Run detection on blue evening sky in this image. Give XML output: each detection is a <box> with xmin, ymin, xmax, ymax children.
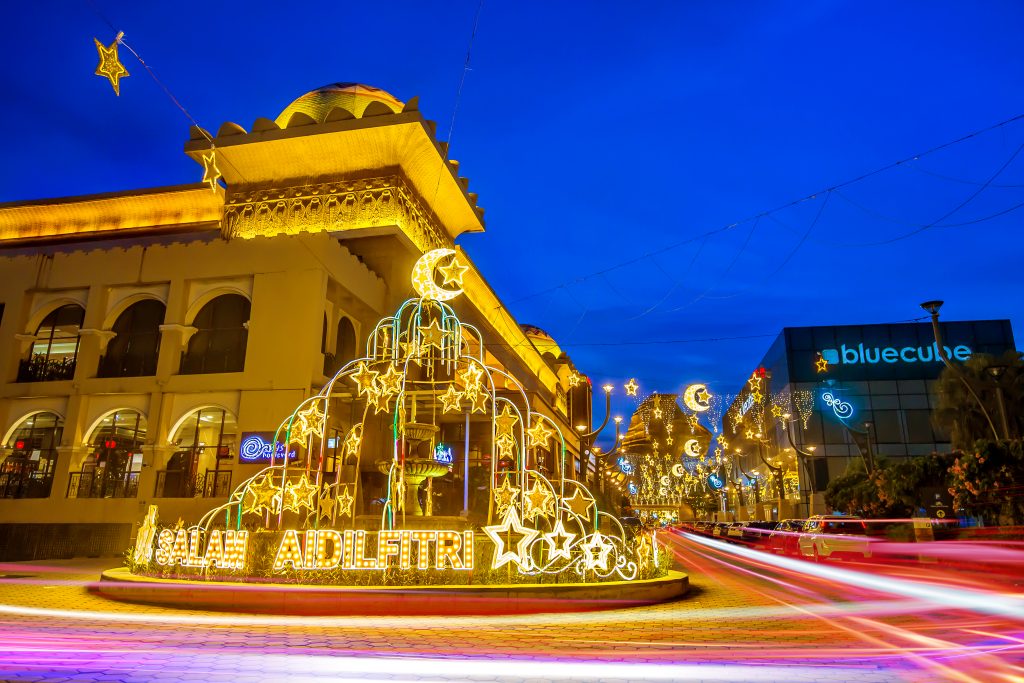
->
<box><xmin>3</xmin><ymin>2</ymin><xmax>1023</xmax><ymax>428</ymax></box>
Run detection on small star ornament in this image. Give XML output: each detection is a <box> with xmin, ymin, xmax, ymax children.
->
<box><xmin>94</xmin><ymin>34</ymin><xmax>129</xmax><ymax>95</ymax></box>
<box><xmin>201</xmin><ymin>150</ymin><xmax>221</xmax><ymax>192</ymax></box>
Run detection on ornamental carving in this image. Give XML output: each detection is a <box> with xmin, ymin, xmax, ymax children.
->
<box><xmin>223</xmin><ymin>176</ymin><xmax>451</xmax><ymax>252</ymax></box>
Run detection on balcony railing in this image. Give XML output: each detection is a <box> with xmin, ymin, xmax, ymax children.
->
<box><xmin>66</xmin><ymin>471</ymin><xmax>139</xmax><ymax>499</ymax></box>
<box><xmin>155</xmin><ymin>469</ymin><xmax>232</xmax><ymax>498</ymax></box>
<box><xmin>0</xmin><ymin>470</ymin><xmax>55</xmax><ymax>498</ymax></box>
<box><xmin>17</xmin><ymin>355</ymin><xmax>76</xmax><ymax>383</ymax></box>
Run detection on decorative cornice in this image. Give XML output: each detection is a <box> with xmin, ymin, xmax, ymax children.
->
<box><xmin>223</xmin><ymin>175</ymin><xmax>452</xmax><ymax>252</ymax></box>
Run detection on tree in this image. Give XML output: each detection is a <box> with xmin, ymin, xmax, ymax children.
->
<box><xmin>948</xmin><ymin>440</ymin><xmax>1024</xmax><ymax>524</ymax></box>
<box><xmin>824</xmin><ymin>460</ymin><xmax>891</xmax><ymax>517</ymax></box>
<box><xmin>932</xmin><ymin>350</ymin><xmax>1024</xmax><ymax>449</ymax></box>
<box><xmin>874</xmin><ymin>451</ymin><xmax>956</xmax><ymax>517</ymax></box>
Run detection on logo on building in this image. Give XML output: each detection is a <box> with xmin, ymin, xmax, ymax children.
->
<box><xmin>239</xmin><ymin>432</ymin><xmax>297</xmax><ymax>462</ymax></box>
<box><xmin>820</xmin><ymin>343</ymin><xmax>972</xmax><ymax>366</ymax></box>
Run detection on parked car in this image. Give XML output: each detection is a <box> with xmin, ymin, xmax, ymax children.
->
<box><xmin>798</xmin><ymin>516</ymin><xmax>873</xmax><ymax>561</ymax></box>
<box><xmin>766</xmin><ymin>519</ymin><xmax>806</xmax><ymax>555</ymax></box>
<box><xmin>740</xmin><ymin>521</ymin><xmax>779</xmax><ymax>547</ymax></box>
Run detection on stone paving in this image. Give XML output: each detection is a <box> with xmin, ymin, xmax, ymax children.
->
<box><xmin>0</xmin><ymin>535</ymin><xmax>1017</xmax><ymax>682</ymax></box>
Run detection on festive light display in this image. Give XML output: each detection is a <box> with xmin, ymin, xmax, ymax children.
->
<box><xmin>201</xmin><ymin>151</ymin><xmax>221</xmax><ymax>192</ymax></box>
<box><xmin>793</xmin><ymin>390</ymin><xmax>814</xmax><ymax>429</ymax></box>
<box><xmin>93</xmin><ymin>35</ymin><xmax>129</xmax><ymax>95</ymax></box>
<box><xmin>815</xmin><ymin>354</ymin><xmax>830</xmax><ymax>373</ymax></box>
<box><xmin>682</xmin><ymin>384</ymin><xmax>711</xmax><ymax>412</ymax></box>
<box><xmin>624</xmin><ymin>378</ymin><xmax>639</xmax><ymax>396</ymax></box>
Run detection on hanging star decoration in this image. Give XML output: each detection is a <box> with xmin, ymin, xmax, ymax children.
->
<box><xmin>653</xmin><ymin>406</ymin><xmax>663</xmax><ymax>420</ymax></box>
<box><xmin>624</xmin><ymin>378</ymin><xmax>639</xmax><ymax>396</ymax></box>
<box><xmin>400</xmin><ymin>337</ymin><xmax>422</xmax><ymax>364</ymax></box>
<box><xmin>523</xmin><ymin>480</ymin><xmax>555</xmax><ymax>521</ymax></box>
<box><xmin>750</xmin><ymin>389</ymin><xmax>763</xmax><ymax>404</ymax></box>
<box><xmin>483</xmin><ymin>508</ymin><xmax>539</xmax><ymax>571</ymax></box>
<box><xmin>437</xmin><ymin>255</ymin><xmax>469</xmax><ymax>287</ymax></box>
<box><xmin>493</xmin><ymin>475</ymin><xmax>520</xmax><ymax>518</ymax></box>
<box><xmin>245</xmin><ymin>473</ymin><xmax>280</xmax><ymax>515</ymax></box>
<box><xmin>635</xmin><ymin>533</ymin><xmax>653</xmax><ymax>572</ymax></box>
<box><xmin>317</xmin><ymin>487</ymin><xmax>337</xmax><ymax>521</ymax></box>
<box><xmin>466</xmin><ymin>387</ymin><xmax>489</xmax><ymax>414</ymax></box>
<box><xmin>439</xmin><ymin>385</ymin><xmax>463</xmax><ymax>413</ymax></box>
<box><xmin>527</xmin><ymin>419</ymin><xmax>554</xmax><ymax>449</ymax></box>
<box><xmin>494</xmin><ymin>433</ymin><xmax>516</xmax><ymax>459</ymax></box>
<box><xmin>343</xmin><ymin>424</ymin><xmax>363</xmax><ymax>458</ymax></box>
<box><xmin>284</xmin><ymin>474</ymin><xmax>318</xmax><ymax>513</ymax></box>
<box><xmin>94</xmin><ymin>34</ymin><xmax>129</xmax><ymax>95</ymax></box>
<box><xmin>377</xmin><ymin>364</ymin><xmax>404</xmax><ymax>396</ymax></box>
<box><xmin>581</xmin><ymin>531</ymin><xmax>614</xmax><ymax>571</ymax></box>
<box><xmin>289</xmin><ymin>402</ymin><xmax>325</xmax><ymax>445</ymax></box>
<box><xmin>133</xmin><ymin>505</ymin><xmax>159</xmax><ymax>564</ymax></box>
<box><xmin>201</xmin><ymin>150</ymin><xmax>221</xmax><ymax>192</ymax></box>
<box><xmin>350</xmin><ymin>361</ymin><xmax>380</xmax><ymax>398</ymax></box>
<box><xmin>816</xmin><ymin>354</ymin><xmax>829</xmax><ymax>373</ymax></box>
<box><xmin>716</xmin><ymin>434</ymin><xmax>729</xmax><ymax>449</ymax></box>
<box><xmin>336</xmin><ymin>486</ymin><xmax>355</xmax><ymax>518</ymax></box>
<box><xmin>771</xmin><ymin>404</ymin><xmax>784</xmax><ymax>419</ymax></box>
<box><xmin>567</xmin><ymin>371</ymin><xmax>583</xmax><ymax>388</ymax></box>
<box><xmin>418</xmin><ymin>318</ymin><xmax>446</xmax><ymax>351</ymax></box>
<box><xmin>543</xmin><ymin>517</ymin><xmax>576</xmax><ymax>561</ymax></box>
<box><xmin>666</xmin><ymin>436</ymin><xmax>674</xmax><ymax>445</ymax></box>
<box><xmin>563</xmin><ymin>488</ymin><xmax>594</xmax><ymax>520</ymax></box>
<box><xmin>368</xmin><ymin>390</ymin><xmax>392</xmax><ymax>415</ymax></box>
<box><xmin>747</xmin><ymin>373</ymin><xmax>762</xmax><ymax>390</ymax></box>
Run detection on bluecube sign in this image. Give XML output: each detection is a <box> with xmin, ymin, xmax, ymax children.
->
<box><xmin>820</xmin><ymin>342</ymin><xmax>972</xmax><ymax>366</ymax></box>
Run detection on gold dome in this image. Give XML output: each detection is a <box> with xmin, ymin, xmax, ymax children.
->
<box><xmin>275</xmin><ymin>83</ymin><xmax>404</xmax><ymax>127</ymax></box>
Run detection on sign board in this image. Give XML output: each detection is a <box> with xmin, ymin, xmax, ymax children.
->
<box><xmin>239</xmin><ymin>432</ymin><xmax>298</xmax><ymax>462</ymax></box>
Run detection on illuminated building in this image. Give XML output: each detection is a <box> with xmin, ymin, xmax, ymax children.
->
<box><xmin>0</xmin><ymin>83</ymin><xmax>589</xmax><ymax>559</ymax></box>
<box><xmin>725</xmin><ymin>320</ymin><xmax>1016</xmax><ymax>519</ymax></box>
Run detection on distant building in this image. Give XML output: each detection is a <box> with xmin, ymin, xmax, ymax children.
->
<box><xmin>0</xmin><ymin>83</ymin><xmax>591</xmax><ymax>559</ymax></box>
<box><xmin>724</xmin><ymin>320</ymin><xmax>1016</xmax><ymax>518</ymax></box>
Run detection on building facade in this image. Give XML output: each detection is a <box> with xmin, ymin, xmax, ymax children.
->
<box><xmin>0</xmin><ymin>83</ymin><xmax>593</xmax><ymax>559</ymax></box>
<box><xmin>724</xmin><ymin>319</ymin><xmax>1016</xmax><ymax>519</ymax></box>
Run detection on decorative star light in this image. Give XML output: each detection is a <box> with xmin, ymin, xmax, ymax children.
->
<box><xmin>437</xmin><ymin>255</ymin><xmax>469</xmax><ymax>287</ymax></box>
<box><xmin>527</xmin><ymin>419</ymin><xmax>554</xmax><ymax>448</ymax></box>
<box><xmin>567</xmin><ymin>371</ymin><xmax>583</xmax><ymax>388</ymax></box>
<box><xmin>336</xmin><ymin>486</ymin><xmax>354</xmax><ymax>518</ymax></box>
<box><xmin>201</xmin><ymin>150</ymin><xmax>221</xmax><ymax>192</ymax></box>
<box><xmin>245</xmin><ymin>473</ymin><xmax>280</xmax><ymax>515</ymax></box>
<box><xmin>467</xmin><ymin>388</ymin><xmax>489</xmax><ymax>414</ymax></box>
<box><xmin>483</xmin><ymin>508</ymin><xmax>540</xmax><ymax>571</ymax></box>
<box><xmin>750</xmin><ymin>389</ymin><xmax>763</xmax><ymax>404</ymax></box>
<box><xmin>624</xmin><ymin>378</ymin><xmax>639</xmax><ymax>396</ymax></box>
<box><xmin>745</xmin><ymin>429</ymin><xmax>756</xmax><ymax>440</ymax></box>
<box><xmin>716</xmin><ymin>434</ymin><xmax>729</xmax><ymax>448</ymax></box>
<box><xmin>523</xmin><ymin>480</ymin><xmax>555</xmax><ymax>521</ymax></box>
<box><xmin>694</xmin><ymin>385</ymin><xmax>711</xmax><ymax>406</ymax></box>
<box><xmin>439</xmin><ymin>385</ymin><xmax>463</xmax><ymax>413</ymax></box>
<box><xmin>771</xmin><ymin>404</ymin><xmax>784</xmax><ymax>419</ymax></box>
<box><xmin>493</xmin><ymin>476</ymin><xmax>520</xmax><ymax>518</ymax></box>
<box><xmin>368</xmin><ymin>391</ymin><xmax>392</xmax><ymax>414</ymax></box>
<box><xmin>635</xmin><ymin>533</ymin><xmax>653</xmax><ymax>572</ymax></box>
<box><xmin>344</xmin><ymin>424</ymin><xmax>363</xmax><ymax>457</ymax></box>
<box><xmin>418</xmin><ymin>318</ymin><xmax>446</xmax><ymax>351</ymax></box>
<box><xmin>543</xmin><ymin>517</ymin><xmax>576</xmax><ymax>561</ymax></box>
<box><xmin>494</xmin><ymin>404</ymin><xmax>519</xmax><ymax>437</ymax></box>
<box><xmin>714</xmin><ymin>447</ymin><xmax>723</xmax><ymax>458</ymax></box>
<box><xmin>284</xmin><ymin>474</ymin><xmax>318</xmax><ymax>513</ymax></box>
<box><xmin>563</xmin><ymin>488</ymin><xmax>594</xmax><ymax>520</ymax></box>
<box><xmin>666</xmin><ymin>436</ymin><xmax>674</xmax><ymax>445</ymax></box>
<box><xmin>289</xmin><ymin>402</ymin><xmax>325</xmax><ymax>445</ymax></box>
<box><xmin>377</xmin><ymin>364</ymin><xmax>404</xmax><ymax>395</ymax></box>
<box><xmin>460</xmin><ymin>362</ymin><xmax>484</xmax><ymax>391</ymax></box>
<box><xmin>653</xmin><ymin>406</ymin><xmax>663</xmax><ymax>420</ymax></box>
<box><xmin>317</xmin><ymin>488</ymin><xmax>337</xmax><ymax>521</ymax></box>
<box><xmin>350</xmin><ymin>361</ymin><xmax>380</xmax><ymax>398</ymax></box>
<box><xmin>133</xmin><ymin>505</ymin><xmax>159</xmax><ymax>564</ymax></box>
<box><xmin>94</xmin><ymin>35</ymin><xmax>129</xmax><ymax>95</ymax></box>
<box><xmin>494</xmin><ymin>433</ymin><xmax>516</xmax><ymax>459</ymax></box>
<box><xmin>816</xmin><ymin>355</ymin><xmax>830</xmax><ymax>373</ymax></box>
<box><xmin>400</xmin><ymin>338</ymin><xmax>422</xmax><ymax>364</ymax></box>
<box><xmin>581</xmin><ymin>531</ymin><xmax>614</xmax><ymax>571</ymax></box>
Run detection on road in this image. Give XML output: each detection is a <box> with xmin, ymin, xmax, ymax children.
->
<box><xmin>0</xmin><ymin>531</ymin><xmax>1020</xmax><ymax>682</ymax></box>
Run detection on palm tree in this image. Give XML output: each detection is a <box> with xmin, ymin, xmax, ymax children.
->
<box><xmin>932</xmin><ymin>350</ymin><xmax>1024</xmax><ymax>449</ymax></box>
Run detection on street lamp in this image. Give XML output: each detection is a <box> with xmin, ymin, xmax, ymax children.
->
<box><xmin>986</xmin><ymin>365</ymin><xmax>1012</xmax><ymax>439</ymax></box>
<box><xmin>780</xmin><ymin>412</ymin><xmax>818</xmax><ymax>517</ymax></box>
<box><xmin>920</xmin><ymin>300</ymin><xmax>1001</xmax><ymax>440</ymax></box>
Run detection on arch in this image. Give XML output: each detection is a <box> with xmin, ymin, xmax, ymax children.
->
<box><xmin>1</xmin><ymin>409</ymin><xmax>65</xmax><ymax>447</ymax></box>
<box><xmin>19</xmin><ymin>304</ymin><xmax>85</xmax><ymax>382</ymax></box>
<box><xmin>1</xmin><ymin>411</ymin><xmax>64</xmax><ymax>499</ymax></box>
<box><xmin>180</xmin><ymin>294</ymin><xmax>250</xmax><ymax>374</ymax></box>
<box><xmin>159</xmin><ymin>406</ymin><xmax>238</xmax><ymax>498</ymax></box>
<box><xmin>336</xmin><ymin>316</ymin><xmax>357</xmax><ymax>367</ymax></box>
<box><xmin>24</xmin><ymin>296</ymin><xmax>87</xmax><ymax>336</ymax></box>
<box><xmin>184</xmin><ymin>287</ymin><xmax>250</xmax><ymax>327</ymax></box>
<box><xmin>98</xmin><ymin>299</ymin><xmax>166</xmax><ymax>377</ymax></box>
<box><xmin>321</xmin><ymin>312</ymin><xmax>329</xmax><ymax>354</ymax></box>
<box><xmin>71</xmin><ymin>409</ymin><xmax>147</xmax><ymax>498</ymax></box>
<box><xmin>101</xmin><ymin>293</ymin><xmax>167</xmax><ymax>331</ymax></box>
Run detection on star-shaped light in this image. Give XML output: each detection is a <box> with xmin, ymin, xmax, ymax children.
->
<box><xmin>747</xmin><ymin>374</ymin><xmax>762</xmax><ymax>390</ymax></box>
<box><xmin>437</xmin><ymin>256</ymin><xmax>469</xmax><ymax>287</ymax></box>
<box><xmin>816</xmin><ymin>355</ymin><xmax>829</xmax><ymax>373</ymax></box>
<box><xmin>368</xmin><ymin>391</ymin><xmax>392</xmax><ymax>414</ymax></box>
<box><xmin>336</xmin><ymin>486</ymin><xmax>354</xmax><ymax>518</ymax></box>
<box><xmin>581</xmin><ymin>531</ymin><xmax>614</xmax><ymax>571</ymax></box>
<box><xmin>201</xmin><ymin>151</ymin><xmax>221</xmax><ymax>192</ymax></box>
<box><xmin>624</xmin><ymin>378</ymin><xmax>639</xmax><ymax>396</ymax></box>
<box><xmin>418</xmin><ymin>318</ymin><xmax>446</xmax><ymax>351</ymax></box>
<box><xmin>567</xmin><ymin>371</ymin><xmax>583</xmax><ymax>388</ymax></box>
<box><xmin>350</xmin><ymin>361</ymin><xmax>380</xmax><ymax>397</ymax></box>
<box><xmin>289</xmin><ymin>403</ymin><xmax>325</xmax><ymax>445</ymax></box>
<box><xmin>377</xmin><ymin>364</ymin><xmax>404</xmax><ymax>395</ymax></box>
<box><xmin>495</xmin><ymin>404</ymin><xmax>519</xmax><ymax>437</ymax></box>
<box><xmin>523</xmin><ymin>480</ymin><xmax>555</xmax><ymax>521</ymax></box>
<box><xmin>716</xmin><ymin>434</ymin><xmax>728</xmax><ymax>448</ymax></box>
<box><xmin>714</xmin><ymin>446</ymin><xmax>723</xmax><ymax>458</ymax></box>
<box><xmin>653</xmin><ymin>406</ymin><xmax>663</xmax><ymax>420</ymax></box>
<box><xmin>635</xmin><ymin>533</ymin><xmax>653</xmax><ymax>572</ymax></box>
<box><xmin>750</xmin><ymin>389</ymin><xmax>763</xmax><ymax>404</ymax></box>
<box><xmin>284</xmin><ymin>474</ymin><xmax>318</xmax><ymax>513</ymax></box>
<box><xmin>439</xmin><ymin>385</ymin><xmax>463</xmax><ymax>413</ymax></box>
<box><xmin>460</xmin><ymin>362</ymin><xmax>484</xmax><ymax>391</ymax></box>
<box><xmin>562</xmin><ymin>488</ymin><xmax>594</xmax><ymax>520</ymax></box>
<box><xmin>344</xmin><ymin>424</ymin><xmax>363</xmax><ymax>457</ymax></box>
<box><xmin>493</xmin><ymin>476</ymin><xmax>520</xmax><ymax>518</ymax></box>
<box><xmin>666</xmin><ymin>436</ymin><xmax>674</xmax><ymax>445</ymax></box>
<box><xmin>482</xmin><ymin>507</ymin><xmax>539</xmax><ymax>571</ymax></box>
<box><xmin>467</xmin><ymin>388</ymin><xmax>489</xmax><ymax>414</ymax></box>
<box><xmin>745</xmin><ymin>429</ymin><xmax>756</xmax><ymax>440</ymax></box>
<box><xmin>527</xmin><ymin>420</ymin><xmax>554</xmax><ymax>448</ymax></box>
<box><xmin>317</xmin><ymin>488</ymin><xmax>337</xmax><ymax>521</ymax></box>
<box><xmin>543</xmin><ymin>517</ymin><xmax>576</xmax><ymax>561</ymax></box>
<box><xmin>400</xmin><ymin>338</ymin><xmax>422</xmax><ymax>364</ymax></box>
<box><xmin>771</xmin><ymin>404</ymin><xmax>784</xmax><ymax>419</ymax></box>
<box><xmin>94</xmin><ymin>36</ymin><xmax>129</xmax><ymax>95</ymax></box>
<box><xmin>494</xmin><ymin>433</ymin><xmax>516</xmax><ymax>459</ymax></box>
<box><xmin>245</xmin><ymin>473</ymin><xmax>280</xmax><ymax>515</ymax></box>
<box><xmin>694</xmin><ymin>386</ymin><xmax>711</xmax><ymax>405</ymax></box>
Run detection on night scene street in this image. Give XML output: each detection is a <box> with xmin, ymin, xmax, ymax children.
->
<box><xmin>0</xmin><ymin>2</ymin><xmax>1023</xmax><ymax>682</ymax></box>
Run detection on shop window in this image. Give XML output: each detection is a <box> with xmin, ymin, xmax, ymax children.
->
<box><xmin>157</xmin><ymin>407</ymin><xmax>237</xmax><ymax>498</ymax></box>
<box><xmin>98</xmin><ymin>300</ymin><xmax>165</xmax><ymax>378</ymax></box>
<box><xmin>68</xmin><ymin>410</ymin><xmax>146</xmax><ymax>498</ymax></box>
<box><xmin>18</xmin><ymin>304</ymin><xmax>84</xmax><ymax>382</ymax></box>
<box><xmin>1</xmin><ymin>412</ymin><xmax>63</xmax><ymax>498</ymax></box>
<box><xmin>180</xmin><ymin>294</ymin><xmax>250</xmax><ymax>374</ymax></box>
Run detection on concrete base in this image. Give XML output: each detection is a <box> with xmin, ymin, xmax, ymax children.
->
<box><xmin>93</xmin><ymin>568</ymin><xmax>689</xmax><ymax>615</ymax></box>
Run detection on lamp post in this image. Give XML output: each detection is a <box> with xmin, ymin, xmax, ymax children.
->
<box><xmin>920</xmin><ymin>300</ymin><xmax>1001</xmax><ymax>441</ymax></box>
<box><xmin>576</xmin><ymin>384</ymin><xmax>616</xmax><ymax>484</ymax></box>
<box><xmin>781</xmin><ymin>413</ymin><xmax>817</xmax><ymax>517</ymax></box>
<box><xmin>736</xmin><ymin>453</ymin><xmax>762</xmax><ymax>521</ymax></box>
<box><xmin>753</xmin><ymin>433</ymin><xmax>784</xmax><ymax>521</ymax></box>
<box><xmin>986</xmin><ymin>365</ymin><xmax>1012</xmax><ymax>440</ymax></box>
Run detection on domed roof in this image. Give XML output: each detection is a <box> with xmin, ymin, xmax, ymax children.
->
<box><xmin>520</xmin><ymin>324</ymin><xmax>563</xmax><ymax>358</ymax></box>
<box><xmin>275</xmin><ymin>83</ymin><xmax>404</xmax><ymax>127</ymax></box>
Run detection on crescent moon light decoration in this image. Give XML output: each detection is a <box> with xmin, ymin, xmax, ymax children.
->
<box><xmin>411</xmin><ymin>248</ymin><xmax>467</xmax><ymax>302</ymax></box>
<box><xmin>671</xmin><ymin>463</ymin><xmax>684</xmax><ymax>477</ymax></box>
<box><xmin>683</xmin><ymin>383</ymin><xmax>711</xmax><ymax>412</ymax></box>
<box><xmin>683</xmin><ymin>439</ymin><xmax>701</xmax><ymax>458</ymax></box>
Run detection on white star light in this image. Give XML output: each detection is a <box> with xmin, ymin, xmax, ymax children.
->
<box><xmin>581</xmin><ymin>531</ymin><xmax>614</xmax><ymax>571</ymax></box>
<box><xmin>482</xmin><ymin>507</ymin><xmax>539</xmax><ymax>571</ymax></box>
<box><xmin>542</xmin><ymin>517</ymin><xmax>576</xmax><ymax>562</ymax></box>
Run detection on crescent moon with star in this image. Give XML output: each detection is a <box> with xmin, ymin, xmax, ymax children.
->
<box><xmin>411</xmin><ymin>249</ymin><xmax>465</xmax><ymax>301</ymax></box>
<box><xmin>684</xmin><ymin>439</ymin><xmax>701</xmax><ymax>458</ymax></box>
<box><xmin>671</xmin><ymin>463</ymin><xmax>684</xmax><ymax>477</ymax></box>
<box><xmin>683</xmin><ymin>383</ymin><xmax>711</xmax><ymax>412</ymax></box>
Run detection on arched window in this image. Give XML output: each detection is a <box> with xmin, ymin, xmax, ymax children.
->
<box><xmin>180</xmin><ymin>294</ymin><xmax>250</xmax><ymax>374</ymax></box>
<box><xmin>19</xmin><ymin>305</ymin><xmax>84</xmax><ymax>382</ymax></box>
<box><xmin>158</xmin><ymin>407</ymin><xmax>238</xmax><ymax>498</ymax></box>
<box><xmin>99</xmin><ymin>300</ymin><xmax>166</xmax><ymax>378</ymax></box>
<box><xmin>336</xmin><ymin>316</ymin><xmax>356</xmax><ymax>365</ymax></box>
<box><xmin>1</xmin><ymin>412</ymin><xmax>63</xmax><ymax>498</ymax></box>
<box><xmin>69</xmin><ymin>410</ymin><xmax>147</xmax><ymax>499</ymax></box>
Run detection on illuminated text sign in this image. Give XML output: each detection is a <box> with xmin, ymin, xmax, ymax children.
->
<box><xmin>820</xmin><ymin>343</ymin><xmax>971</xmax><ymax>366</ymax></box>
<box><xmin>239</xmin><ymin>432</ymin><xmax>297</xmax><ymax>462</ymax></box>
